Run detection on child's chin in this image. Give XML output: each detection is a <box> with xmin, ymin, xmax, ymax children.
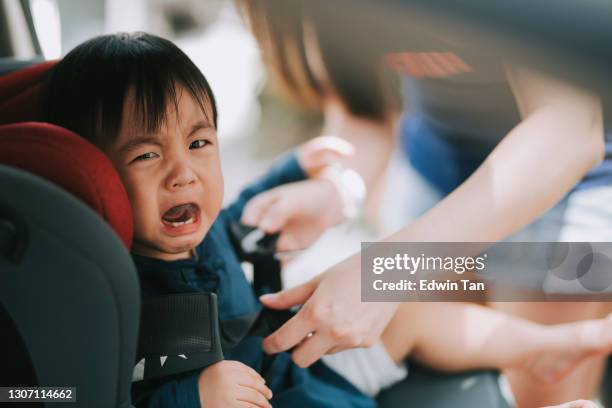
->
<box><xmin>168</xmin><ymin>231</ymin><xmax>206</xmax><ymax>250</ymax></box>
<box><xmin>170</xmin><ymin>228</ymin><xmax>208</xmax><ymax>250</ymax></box>
<box><xmin>158</xmin><ymin>240</ymin><xmax>200</xmax><ymax>260</ymax></box>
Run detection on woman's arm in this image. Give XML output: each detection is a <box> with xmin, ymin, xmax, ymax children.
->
<box><xmin>387</xmin><ymin>66</ymin><xmax>604</xmax><ymax>242</ymax></box>
<box><xmin>320</xmin><ymin>98</ymin><xmax>395</xmax><ymax>193</ymax></box>
<box><xmin>260</xmin><ymin>69</ymin><xmax>604</xmax><ymax>367</ymax></box>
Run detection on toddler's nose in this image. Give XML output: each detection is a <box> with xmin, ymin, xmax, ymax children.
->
<box><xmin>166</xmin><ymin>161</ymin><xmax>196</xmax><ymax>190</ymax></box>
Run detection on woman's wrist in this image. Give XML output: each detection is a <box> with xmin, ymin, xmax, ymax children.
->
<box><xmin>317</xmin><ymin>165</ymin><xmax>367</xmax><ymax>222</ymax></box>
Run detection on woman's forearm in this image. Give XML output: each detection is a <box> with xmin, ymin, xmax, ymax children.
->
<box><xmin>322</xmin><ymin>100</ymin><xmax>395</xmax><ymax>190</ymax></box>
<box><xmin>386</xmin><ymin>102</ymin><xmax>604</xmax><ymax>243</ymax></box>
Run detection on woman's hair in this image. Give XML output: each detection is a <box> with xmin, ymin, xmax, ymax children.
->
<box><xmin>236</xmin><ymin>0</ymin><xmax>393</xmax><ymax>121</ymax></box>
<box><xmin>41</xmin><ymin>32</ymin><xmax>217</xmax><ymax>147</ymax></box>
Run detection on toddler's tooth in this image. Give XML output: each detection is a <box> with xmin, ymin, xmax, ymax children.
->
<box><xmin>167</xmin><ymin>216</ymin><xmax>195</xmax><ymax>228</ymax></box>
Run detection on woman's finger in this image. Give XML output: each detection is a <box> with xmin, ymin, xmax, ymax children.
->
<box><xmin>290</xmin><ymin>331</ymin><xmax>334</xmax><ymax>368</ymax></box>
<box><xmin>261</xmin><ymin>309</ymin><xmax>316</xmax><ymax>355</ymax></box>
<box><xmin>326</xmin><ymin>345</ymin><xmax>348</xmax><ymax>355</ymax></box>
<box><xmin>259</xmin><ymin>278</ymin><xmax>319</xmax><ymax>310</ymax></box>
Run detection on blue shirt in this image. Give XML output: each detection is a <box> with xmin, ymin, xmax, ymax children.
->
<box><xmin>131</xmin><ymin>153</ymin><xmax>374</xmax><ymax>408</ymax></box>
<box><xmin>397</xmin><ymin>45</ymin><xmax>612</xmax><ymax>195</ymax></box>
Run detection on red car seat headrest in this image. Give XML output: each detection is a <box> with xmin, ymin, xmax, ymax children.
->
<box><xmin>0</xmin><ymin>122</ymin><xmax>133</xmax><ymax>248</ymax></box>
<box><xmin>0</xmin><ymin>61</ymin><xmax>56</xmax><ymax>125</ymax></box>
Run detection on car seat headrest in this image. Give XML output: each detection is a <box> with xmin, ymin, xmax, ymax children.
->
<box><xmin>0</xmin><ymin>61</ymin><xmax>55</xmax><ymax>125</ymax></box>
<box><xmin>0</xmin><ymin>122</ymin><xmax>133</xmax><ymax>248</ymax></box>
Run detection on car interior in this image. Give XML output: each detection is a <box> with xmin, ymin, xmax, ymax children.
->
<box><xmin>0</xmin><ymin>1</ymin><xmax>610</xmax><ymax>407</ymax></box>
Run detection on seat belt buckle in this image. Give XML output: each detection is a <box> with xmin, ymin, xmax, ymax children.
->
<box><xmin>229</xmin><ymin>222</ymin><xmax>279</xmax><ymax>259</ymax></box>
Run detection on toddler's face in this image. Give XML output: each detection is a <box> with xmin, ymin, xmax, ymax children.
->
<box><xmin>106</xmin><ymin>87</ymin><xmax>223</xmax><ymax>260</ymax></box>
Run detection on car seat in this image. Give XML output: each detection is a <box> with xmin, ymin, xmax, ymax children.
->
<box><xmin>0</xmin><ymin>122</ymin><xmax>139</xmax><ymax>408</ymax></box>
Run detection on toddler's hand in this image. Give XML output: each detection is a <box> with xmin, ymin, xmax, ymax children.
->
<box><xmin>242</xmin><ymin>136</ymin><xmax>360</xmax><ymax>254</ymax></box>
<box><xmin>241</xmin><ymin>178</ymin><xmax>343</xmax><ymax>254</ymax></box>
<box><xmin>198</xmin><ymin>360</ymin><xmax>272</xmax><ymax>408</ymax></box>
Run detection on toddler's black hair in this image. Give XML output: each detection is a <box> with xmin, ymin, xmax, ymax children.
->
<box><xmin>41</xmin><ymin>32</ymin><xmax>217</xmax><ymax>147</ymax></box>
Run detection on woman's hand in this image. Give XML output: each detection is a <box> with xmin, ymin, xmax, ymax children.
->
<box><xmin>294</xmin><ymin>136</ymin><xmax>355</xmax><ymax>177</ymax></box>
<box><xmin>259</xmin><ymin>253</ymin><xmax>399</xmax><ymax>367</ymax></box>
<box><xmin>241</xmin><ymin>135</ymin><xmax>356</xmax><ymax>253</ymax></box>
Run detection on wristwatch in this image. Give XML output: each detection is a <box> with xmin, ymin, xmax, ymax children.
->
<box><xmin>319</xmin><ymin>165</ymin><xmax>367</xmax><ymax>221</ymax></box>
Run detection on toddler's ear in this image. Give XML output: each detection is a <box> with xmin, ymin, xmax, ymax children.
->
<box><xmin>296</xmin><ymin>136</ymin><xmax>354</xmax><ymax>177</ymax></box>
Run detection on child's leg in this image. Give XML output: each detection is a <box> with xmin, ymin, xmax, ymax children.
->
<box><xmin>381</xmin><ymin>302</ymin><xmax>612</xmax><ymax>383</ymax></box>
<box><xmin>491</xmin><ymin>301</ymin><xmax>612</xmax><ymax>407</ymax></box>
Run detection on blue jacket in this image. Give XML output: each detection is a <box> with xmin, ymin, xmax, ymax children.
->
<box><xmin>131</xmin><ymin>153</ymin><xmax>374</xmax><ymax>408</ymax></box>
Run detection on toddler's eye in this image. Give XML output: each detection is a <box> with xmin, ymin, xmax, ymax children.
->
<box><xmin>189</xmin><ymin>140</ymin><xmax>210</xmax><ymax>149</ymax></box>
<box><xmin>132</xmin><ymin>152</ymin><xmax>159</xmax><ymax>162</ymax></box>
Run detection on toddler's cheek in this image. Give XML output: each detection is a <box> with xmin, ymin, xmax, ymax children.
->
<box><xmin>204</xmin><ymin>191</ymin><xmax>223</xmax><ymax>223</ymax></box>
<box><xmin>131</xmin><ymin>208</ymin><xmax>157</xmax><ymax>240</ymax></box>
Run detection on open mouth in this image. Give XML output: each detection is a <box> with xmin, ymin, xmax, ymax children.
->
<box><xmin>161</xmin><ymin>203</ymin><xmax>200</xmax><ymax>228</ymax></box>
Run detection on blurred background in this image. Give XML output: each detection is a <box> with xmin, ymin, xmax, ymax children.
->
<box><xmin>3</xmin><ymin>2</ymin><xmax>612</xmax><ymax>404</ymax></box>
